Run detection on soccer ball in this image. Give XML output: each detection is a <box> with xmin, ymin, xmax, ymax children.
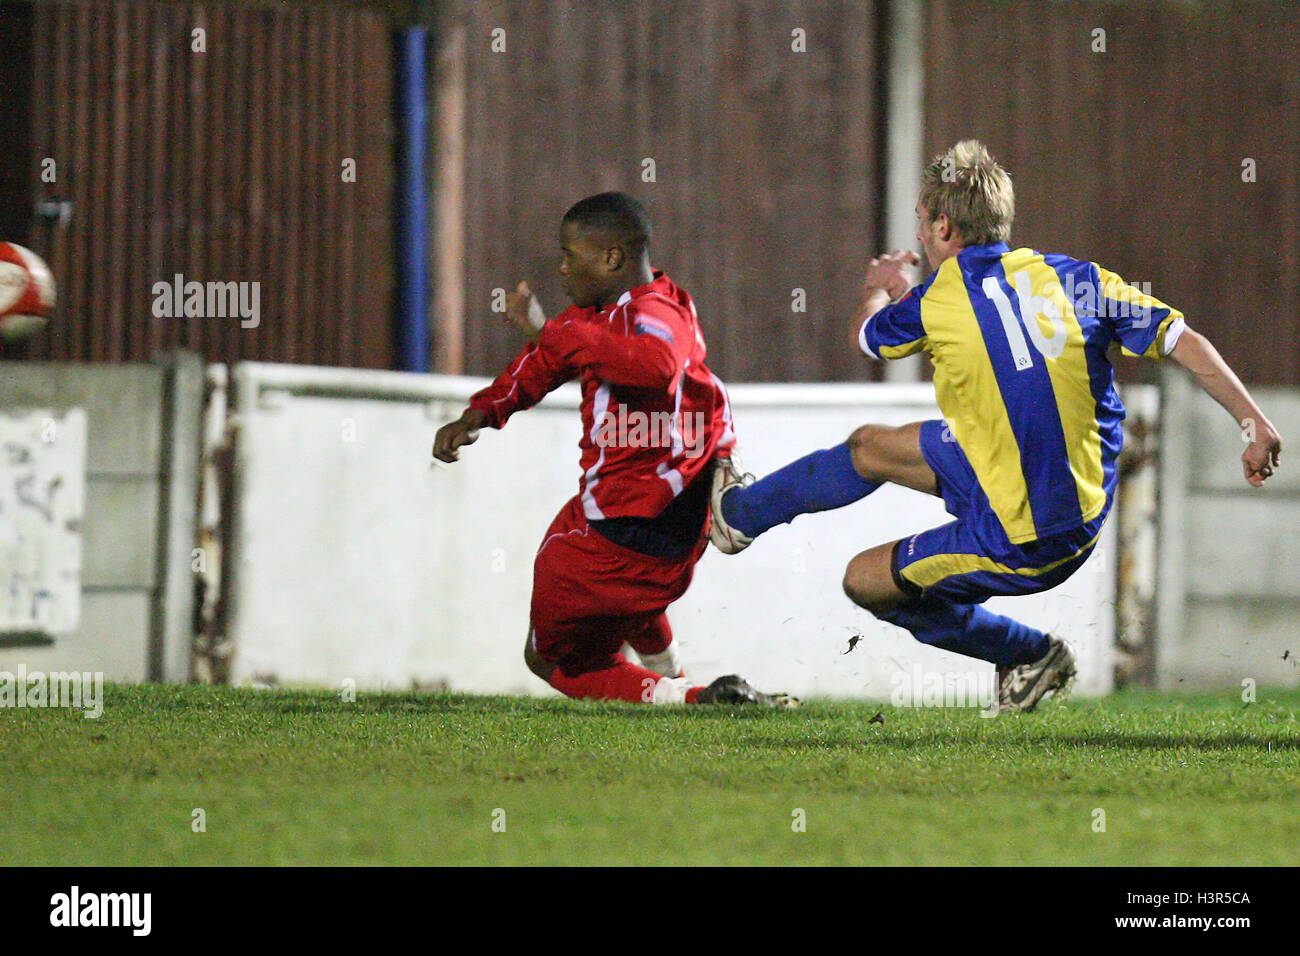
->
<box><xmin>0</xmin><ymin>242</ymin><xmax>56</xmax><ymax>342</ymax></box>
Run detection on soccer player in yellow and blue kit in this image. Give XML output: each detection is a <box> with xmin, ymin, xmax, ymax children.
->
<box><xmin>710</xmin><ymin>140</ymin><xmax>1283</xmax><ymax>712</ymax></box>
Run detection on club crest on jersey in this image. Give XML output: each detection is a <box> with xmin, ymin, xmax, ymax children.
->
<box><xmin>633</xmin><ymin>316</ymin><xmax>675</xmax><ymax>343</ymax></box>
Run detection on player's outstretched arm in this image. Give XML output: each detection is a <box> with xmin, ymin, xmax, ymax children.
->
<box><xmin>1169</xmin><ymin>326</ymin><xmax>1282</xmax><ymax>486</ymax></box>
<box><xmin>433</xmin><ymin>407</ymin><xmax>490</xmax><ymax>463</ymax></box>
<box><xmin>437</xmin><ymin>322</ymin><xmax>577</xmax><ymax>462</ymax></box>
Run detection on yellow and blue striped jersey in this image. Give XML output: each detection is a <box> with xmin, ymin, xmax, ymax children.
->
<box><xmin>861</xmin><ymin>242</ymin><xmax>1184</xmax><ymax>544</ymax></box>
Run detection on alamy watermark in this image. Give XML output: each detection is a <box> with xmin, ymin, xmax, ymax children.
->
<box><xmin>890</xmin><ymin>664</ymin><xmax>999</xmax><ymax>717</ymax></box>
<box><xmin>0</xmin><ymin>665</ymin><xmax>103</xmax><ymax>718</ymax></box>
<box><xmin>995</xmin><ymin>269</ymin><xmax>1157</xmax><ymax>329</ymax></box>
<box><xmin>151</xmin><ymin>273</ymin><xmax>260</xmax><ymax>328</ymax></box>
<box><xmin>1062</xmin><ymin>274</ymin><xmax>1155</xmax><ymax>326</ymax></box>
<box><xmin>593</xmin><ymin>407</ymin><xmax>710</xmax><ymax>459</ymax></box>
<box><xmin>49</xmin><ymin>886</ymin><xmax>150</xmax><ymax>936</ymax></box>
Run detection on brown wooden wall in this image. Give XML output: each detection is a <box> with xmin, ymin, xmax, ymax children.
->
<box><xmin>8</xmin><ymin>0</ymin><xmax>1298</xmax><ymax>385</ymax></box>
<box><xmin>440</xmin><ymin>0</ymin><xmax>885</xmax><ymax>383</ymax></box>
<box><xmin>924</xmin><ymin>0</ymin><xmax>1300</xmax><ymax>387</ymax></box>
<box><xmin>19</xmin><ymin>0</ymin><xmax>396</xmax><ymax>367</ymax></box>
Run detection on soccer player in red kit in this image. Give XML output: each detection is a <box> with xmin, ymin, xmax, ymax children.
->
<box><xmin>433</xmin><ymin>192</ymin><xmax>794</xmax><ymax>708</ymax></box>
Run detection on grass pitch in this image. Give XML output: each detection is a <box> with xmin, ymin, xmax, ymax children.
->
<box><xmin>2</xmin><ymin>684</ymin><xmax>1297</xmax><ymax>866</ymax></box>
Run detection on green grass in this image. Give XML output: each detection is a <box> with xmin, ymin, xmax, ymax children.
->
<box><xmin>2</xmin><ymin>684</ymin><xmax>1298</xmax><ymax>865</ymax></box>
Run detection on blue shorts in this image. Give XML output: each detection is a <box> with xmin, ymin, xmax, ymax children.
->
<box><xmin>890</xmin><ymin>420</ymin><xmax>1107</xmax><ymax>605</ymax></box>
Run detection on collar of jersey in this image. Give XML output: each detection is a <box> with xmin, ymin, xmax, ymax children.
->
<box><xmin>613</xmin><ymin>269</ymin><xmax>670</xmax><ymax>308</ymax></box>
<box><xmin>959</xmin><ymin>241</ymin><xmax>1011</xmax><ymax>261</ymax></box>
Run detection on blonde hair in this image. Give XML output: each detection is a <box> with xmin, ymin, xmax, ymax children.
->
<box><xmin>920</xmin><ymin>140</ymin><xmax>1014</xmax><ymax>245</ymax></box>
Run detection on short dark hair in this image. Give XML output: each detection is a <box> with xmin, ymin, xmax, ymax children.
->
<box><xmin>562</xmin><ymin>191</ymin><xmax>652</xmax><ymax>259</ymax></box>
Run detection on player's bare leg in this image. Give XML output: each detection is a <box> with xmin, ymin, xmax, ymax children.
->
<box><xmin>841</xmin><ymin>541</ymin><xmax>909</xmax><ymax>613</ymax></box>
<box><xmin>846</xmin><ymin>422</ymin><xmax>938</xmax><ymax>496</ymax></box>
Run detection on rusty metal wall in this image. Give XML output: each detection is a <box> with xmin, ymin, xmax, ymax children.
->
<box><xmin>439</xmin><ymin>0</ymin><xmax>886</xmax><ymax>384</ymax></box>
<box><xmin>924</xmin><ymin>0</ymin><xmax>1300</xmax><ymax>387</ymax></box>
<box><xmin>23</xmin><ymin>0</ymin><xmax>396</xmax><ymax>368</ymax></box>
<box><xmin>0</xmin><ymin>3</ymin><xmax>33</xmax><ymax>245</ymax></box>
<box><xmin>16</xmin><ymin>1</ymin><xmax>1294</xmax><ymax>384</ymax></box>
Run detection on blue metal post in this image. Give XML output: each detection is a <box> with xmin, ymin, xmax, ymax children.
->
<box><xmin>397</xmin><ymin>25</ymin><xmax>430</xmax><ymax>372</ymax></box>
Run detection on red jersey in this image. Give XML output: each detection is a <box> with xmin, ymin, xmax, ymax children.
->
<box><xmin>468</xmin><ymin>270</ymin><xmax>736</xmax><ymax>521</ymax></box>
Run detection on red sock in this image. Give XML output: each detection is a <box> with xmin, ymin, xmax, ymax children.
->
<box><xmin>549</xmin><ymin>658</ymin><xmax>669</xmax><ymax>704</ymax></box>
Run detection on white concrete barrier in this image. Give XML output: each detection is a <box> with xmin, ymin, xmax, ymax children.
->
<box><xmin>1156</xmin><ymin>371</ymin><xmax>1300</xmax><ymax>690</ymax></box>
<box><xmin>0</xmin><ymin>355</ymin><xmax>202</xmax><ymax>682</ymax></box>
<box><xmin>0</xmin><ymin>408</ymin><xmax>86</xmax><ymax>635</ymax></box>
<box><xmin>227</xmin><ymin>363</ymin><xmax>1116</xmax><ymax>701</ymax></box>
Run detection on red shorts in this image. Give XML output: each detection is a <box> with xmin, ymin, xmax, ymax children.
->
<box><xmin>530</xmin><ymin>495</ymin><xmax>708</xmax><ymax>678</ymax></box>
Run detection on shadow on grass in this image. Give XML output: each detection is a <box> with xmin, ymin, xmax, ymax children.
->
<box><xmin>1052</xmin><ymin>732</ymin><xmax>1300</xmax><ymax>752</ymax></box>
<box><xmin>725</xmin><ymin>727</ymin><xmax>1300</xmax><ymax>753</ymax></box>
<box><xmin>94</xmin><ymin>687</ymin><xmax>1300</xmax><ymax>748</ymax></box>
<box><xmin>121</xmin><ymin>688</ymin><xmax>800</xmax><ymax>721</ymax></box>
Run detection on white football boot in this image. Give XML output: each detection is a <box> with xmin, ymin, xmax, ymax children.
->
<box><xmin>998</xmin><ymin>635</ymin><xmax>1077</xmax><ymax>713</ymax></box>
<box><xmin>708</xmin><ymin>455</ymin><xmax>755</xmax><ymax>554</ymax></box>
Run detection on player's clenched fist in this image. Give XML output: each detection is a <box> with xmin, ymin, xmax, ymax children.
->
<box><xmin>865</xmin><ymin>249</ymin><xmax>921</xmax><ymax>301</ymax></box>
<box><xmin>1242</xmin><ymin>420</ymin><xmax>1282</xmax><ymax>487</ymax></box>
<box><xmin>504</xmin><ymin>281</ymin><xmax>547</xmax><ymax>340</ymax></box>
<box><xmin>851</xmin><ymin>250</ymin><xmax>922</xmax><ymax>346</ymax></box>
<box><xmin>433</xmin><ymin>408</ymin><xmax>490</xmax><ymax>463</ymax></box>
